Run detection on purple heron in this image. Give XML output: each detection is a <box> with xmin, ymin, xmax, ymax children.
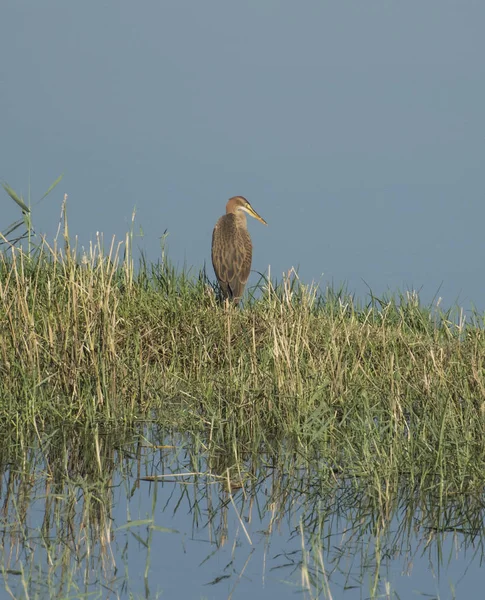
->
<box><xmin>211</xmin><ymin>196</ymin><xmax>267</xmax><ymax>304</ymax></box>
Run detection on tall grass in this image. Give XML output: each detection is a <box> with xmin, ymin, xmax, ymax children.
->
<box><xmin>3</xmin><ymin>183</ymin><xmax>485</xmax><ymax>598</ymax></box>
<box><xmin>1</xmin><ymin>199</ymin><xmax>485</xmax><ymax>492</ymax></box>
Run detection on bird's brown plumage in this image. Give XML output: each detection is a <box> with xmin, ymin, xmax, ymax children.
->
<box><xmin>211</xmin><ymin>196</ymin><xmax>267</xmax><ymax>304</ymax></box>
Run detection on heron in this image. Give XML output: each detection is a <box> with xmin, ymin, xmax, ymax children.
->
<box><xmin>211</xmin><ymin>196</ymin><xmax>267</xmax><ymax>304</ymax></box>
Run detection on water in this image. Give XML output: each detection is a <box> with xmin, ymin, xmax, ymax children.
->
<box><xmin>1</xmin><ymin>431</ymin><xmax>484</xmax><ymax>599</ymax></box>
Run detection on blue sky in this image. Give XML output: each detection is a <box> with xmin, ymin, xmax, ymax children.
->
<box><xmin>1</xmin><ymin>1</ymin><xmax>484</xmax><ymax>308</ymax></box>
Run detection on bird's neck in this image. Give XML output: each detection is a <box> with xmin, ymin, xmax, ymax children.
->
<box><xmin>233</xmin><ymin>210</ymin><xmax>247</xmax><ymax>229</ymax></box>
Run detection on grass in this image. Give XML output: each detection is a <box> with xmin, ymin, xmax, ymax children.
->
<box><xmin>1</xmin><ymin>209</ymin><xmax>485</xmax><ymax>458</ymax></box>
<box><xmin>2</xmin><ymin>195</ymin><xmax>485</xmax><ymax>597</ymax></box>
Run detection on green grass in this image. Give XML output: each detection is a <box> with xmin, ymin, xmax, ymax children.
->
<box><xmin>0</xmin><ymin>221</ymin><xmax>485</xmax><ymax>498</ymax></box>
<box><xmin>2</xmin><ymin>184</ymin><xmax>484</xmax><ymax>598</ymax></box>
<box><xmin>1</xmin><ymin>206</ymin><xmax>485</xmax><ymax>496</ymax></box>
<box><xmin>1</xmin><ymin>219</ymin><xmax>485</xmax><ymax>442</ymax></box>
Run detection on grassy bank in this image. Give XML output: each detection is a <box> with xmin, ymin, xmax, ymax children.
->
<box><xmin>2</xmin><ymin>218</ymin><xmax>485</xmax><ymax>599</ymax></box>
<box><xmin>2</xmin><ymin>219</ymin><xmax>485</xmax><ymax>489</ymax></box>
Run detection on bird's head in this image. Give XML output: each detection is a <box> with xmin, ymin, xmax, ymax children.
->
<box><xmin>226</xmin><ymin>196</ymin><xmax>268</xmax><ymax>225</ymax></box>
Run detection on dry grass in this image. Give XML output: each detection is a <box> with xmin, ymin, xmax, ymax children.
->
<box><xmin>2</xmin><ymin>183</ymin><xmax>483</xmax><ymax>598</ymax></box>
<box><xmin>1</xmin><ymin>218</ymin><xmax>485</xmax><ymax>492</ymax></box>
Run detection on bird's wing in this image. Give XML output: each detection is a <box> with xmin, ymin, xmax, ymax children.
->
<box><xmin>235</xmin><ymin>229</ymin><xmax>252</xmax><ymax>286</ymax></box>
<box><xmin>212</xmin><ymin>215</ymin><xmax>236</xmax><ymax>296</ymax></box>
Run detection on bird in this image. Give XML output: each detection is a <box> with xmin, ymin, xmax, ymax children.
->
<box><xmin>211</xmin><ymin>196</ymin><xmax>267</xmax><ymax>304</ymax></box>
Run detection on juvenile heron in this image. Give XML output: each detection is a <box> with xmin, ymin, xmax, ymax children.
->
<box><xmin>211</xmin><ymin>196</ymin><xmax>267</xmax><ymax>304</ymax></box>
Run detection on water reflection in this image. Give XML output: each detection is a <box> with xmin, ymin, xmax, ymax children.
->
<box><xmin>0</xmin><ymin>426</ymin><xmax>484</xmax><ymax>598</ymax></box>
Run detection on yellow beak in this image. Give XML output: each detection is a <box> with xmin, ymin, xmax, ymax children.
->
<box><xmin>245</xmin><ymin>205</ymin><xmax>268</xmax><ymax>225</ymax></box>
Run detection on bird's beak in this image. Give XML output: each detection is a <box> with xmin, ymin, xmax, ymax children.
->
<box><xmin>245</xmin><ymin>205</ymin><xmax>268</xmax><ymax>225</ymax></box>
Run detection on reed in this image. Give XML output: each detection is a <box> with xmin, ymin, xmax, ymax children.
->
<box><xmin>2</xmin><ymin>184</ymin><xmax>483</xmax><ymax>599</ymax></box>
<box><xmin>1</xmin><ymin>204</ymin><xmax>485</xmax><ymax>496</ymax></box>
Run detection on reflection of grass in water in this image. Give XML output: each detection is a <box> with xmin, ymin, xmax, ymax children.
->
<box><xmin>0</xmin><ymin>426</ymin><xmax>119</xmax><ymax>598</ymax></box>
<box><xmin>1</xmin><ymin>204</ymin><xmax>485</xmax><ymax>596</ymax></box>
<box><xmin>0</xmin><ymin>426</ymin><xmax>484</xmax><ymax>598</ymax></box>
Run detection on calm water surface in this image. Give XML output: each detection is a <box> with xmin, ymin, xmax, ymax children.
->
<box><xmin>0</xmin><ymin>430</ymin><xmax>483</xmax><ymax>599</ymax></box>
